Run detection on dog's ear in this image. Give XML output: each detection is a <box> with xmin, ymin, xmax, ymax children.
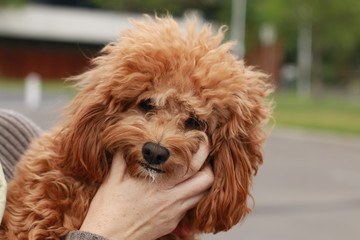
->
<box><xmin>193</xmin><ymin>127</ymin><xmax>263</xmax><ymax>233</ymax></box>
<box><xmin>57</xmin><ymin>91</ymin><xmax>117</xmax><ymax>182</ymax></box>
<box><xmin>193</xmin><ymin>75</ymin><xmax>272</xmax><ymax>233</ymax></box>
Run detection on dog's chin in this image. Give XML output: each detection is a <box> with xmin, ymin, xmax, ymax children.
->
<box><xmin>139</xmin><ymin>162</ymin><xmax>165</xmax><ymax>174</ymax></box>
<box><xmin>137</xmin><ymin>162</ymin><xmax>165</xmax><ymax>181</ymax></box>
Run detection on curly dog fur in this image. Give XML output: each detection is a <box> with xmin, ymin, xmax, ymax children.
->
<box><xmin>0</xmin><ymin>16</ymin><xmax>272</xmax><ymax>239</ymax></box>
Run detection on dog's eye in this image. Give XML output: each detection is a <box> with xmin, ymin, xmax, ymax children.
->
<box><xmin>139</xmin><ymin>99</ymin><xmax>154</xmax><ymax>112</ymax></box>
<box><xmin>185</xmin><ymin>117</ymin><xmax>202</xmax><ymax>130</ymax></box>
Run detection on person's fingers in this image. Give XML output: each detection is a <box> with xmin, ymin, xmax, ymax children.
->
<box><xmin>190</xmin><ymin>142</ymin><xmax>210</xmax><ymax>172</ymax></box>
<box><xmin>105</xmin><ymin>152</ymin><xmax>127</xmax><ymax>184</ymax></box>
<box><xmin>173</xmin><ymin>165</ymin><xmax>214</xmax><ymax>199</ymax></box>
<box><xmin>176</xmin><ymin>142</ymin><xmax>209</xmax><ymax>182</ymax></box>
<box><xmin>163</xmin><ymin>142</ymin><xmax>210</xmax><ymax>188</ymax></box>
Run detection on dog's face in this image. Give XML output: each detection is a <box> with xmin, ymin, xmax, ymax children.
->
<box><xmin>60</xmin><ymin>17</ymin><xmax>272</xmax><ymax>234</ymax></box>
<box><xmin>102</xmin><ymin>87</ymin><xmax>209</xmax><ymax>181</ymax></box>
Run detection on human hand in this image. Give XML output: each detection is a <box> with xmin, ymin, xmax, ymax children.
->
<box><xmin>80</xmin><ymin>142</ymin><xmax>214</xmax><ymax>240</ymax></box>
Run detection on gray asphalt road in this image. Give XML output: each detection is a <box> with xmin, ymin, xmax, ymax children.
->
<box><xmin>1</xmin><ymin>92</ymin><xmax>360</xmax><ymax>240</ymax></box>
<box><xmin>202</xmin><ymin>129</ymin><xmax>360</xmax><ymax>240</ymax></box>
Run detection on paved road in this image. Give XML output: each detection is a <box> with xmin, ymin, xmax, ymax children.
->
<box><xmin>202</xmin><ymin>129</ymin><xmax>360</xmax><ymax>240</ymax></box>
<box><xmin>1</xmin><ymin>92</ymin><xmax>360</xmax><ymax>240</ymax></box>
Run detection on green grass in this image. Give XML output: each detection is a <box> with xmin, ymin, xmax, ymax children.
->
<box><xmin>0</xmin><ymin>78</ymin><xmax>77</xmax><ymax>96</ymax></box>
<box><xmin>274</xmin><ymin>92</ymin><xmax>360</xmax><ymax>135</ymax></box>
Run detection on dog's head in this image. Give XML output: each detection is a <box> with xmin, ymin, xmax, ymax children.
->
<box><xmin>59</xmin><ymin>16</ymin><xmax>272</xmax><ymax>234</ymax></box>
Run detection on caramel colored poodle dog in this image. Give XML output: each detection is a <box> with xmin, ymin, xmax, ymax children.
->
<box><xmin>0</xmin><ymin>16</ymin><xmax>272</xmax><ymax>239</ymax></box>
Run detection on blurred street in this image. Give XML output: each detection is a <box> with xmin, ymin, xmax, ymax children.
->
<box><xmin>202</xmin><ymin>129</ymin><xmax>360</xmax><ymax>240</ymax></box>
<box><xmin>1</xmin><ymin>92</ymin><xmax>359</xmax><ymax>240</ymax></box>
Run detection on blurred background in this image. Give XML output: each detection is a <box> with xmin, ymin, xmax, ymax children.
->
<box><xmin>0</xmin><ymin>0</ymin><xmax>359</xmax><ymax>239</ymax></box>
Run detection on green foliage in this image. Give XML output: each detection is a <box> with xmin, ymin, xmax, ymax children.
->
<box><xmin>0</xmin><ymin>0</ymin><xmax>26</xmax><ymax>5</ymax></box>
<box><xmin>250</xmin><ymin>0</ymin><xmax>360</xmax><ymax>54</ymax></box>
<box><xmin>248</xmin><ymin>0</ymin><xmax>360</xmax><ymax>87</ymax></box>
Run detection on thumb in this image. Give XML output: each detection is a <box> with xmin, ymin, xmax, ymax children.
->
<box><xmin>106</xmin><ymin>152</ymin><xmax>127</xmax><ymax>184</ymax></box>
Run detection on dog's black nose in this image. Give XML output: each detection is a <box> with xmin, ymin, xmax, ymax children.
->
<box><xmin>142</xmin><ymin>142</ymin><xmax>170</xmax><ymax>165</ymax></box>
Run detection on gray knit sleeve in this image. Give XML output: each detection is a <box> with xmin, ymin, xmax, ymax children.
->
<box><xmin>65</xmin><ymin>231</ymin><xmax>109</xmax><ymax>240</ymax></box>
<box><xmin>0</xmin><ymin>109</ymin><xmax>41</xmax><ymax>181</ymax></box>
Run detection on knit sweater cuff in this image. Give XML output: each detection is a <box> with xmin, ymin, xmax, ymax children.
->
<box><xmin>65</xmin><ymin>231</ymin><xmax>109</xmax><ymax>240</ymax></box>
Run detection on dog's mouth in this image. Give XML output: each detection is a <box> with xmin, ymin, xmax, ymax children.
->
<box><xmin>140</xmin><ymin>162</ymin><xmax>166</xmax><ymax>174</ymax></box>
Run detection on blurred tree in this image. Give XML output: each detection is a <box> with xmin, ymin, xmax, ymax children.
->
<box><xmin>250</xmin><ymin>0</ymin><xmax>360</xmax><ymax>94</ymax></box>
<box><xmin>0</xmin><ymin>0</ymin><xmax>26</xmax><ymax>5</ymax></box>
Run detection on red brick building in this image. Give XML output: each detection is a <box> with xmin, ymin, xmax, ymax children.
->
<box><xmin>0</xmin><ymin>4</ymin><xmax>139</xmax><ymax>79</ymax></box>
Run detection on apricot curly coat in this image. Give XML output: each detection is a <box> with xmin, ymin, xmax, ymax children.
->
<box><xmin>0</xmin><ymin>16</ymin><xmax>272</xmax><ymax>239</ymax></box>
